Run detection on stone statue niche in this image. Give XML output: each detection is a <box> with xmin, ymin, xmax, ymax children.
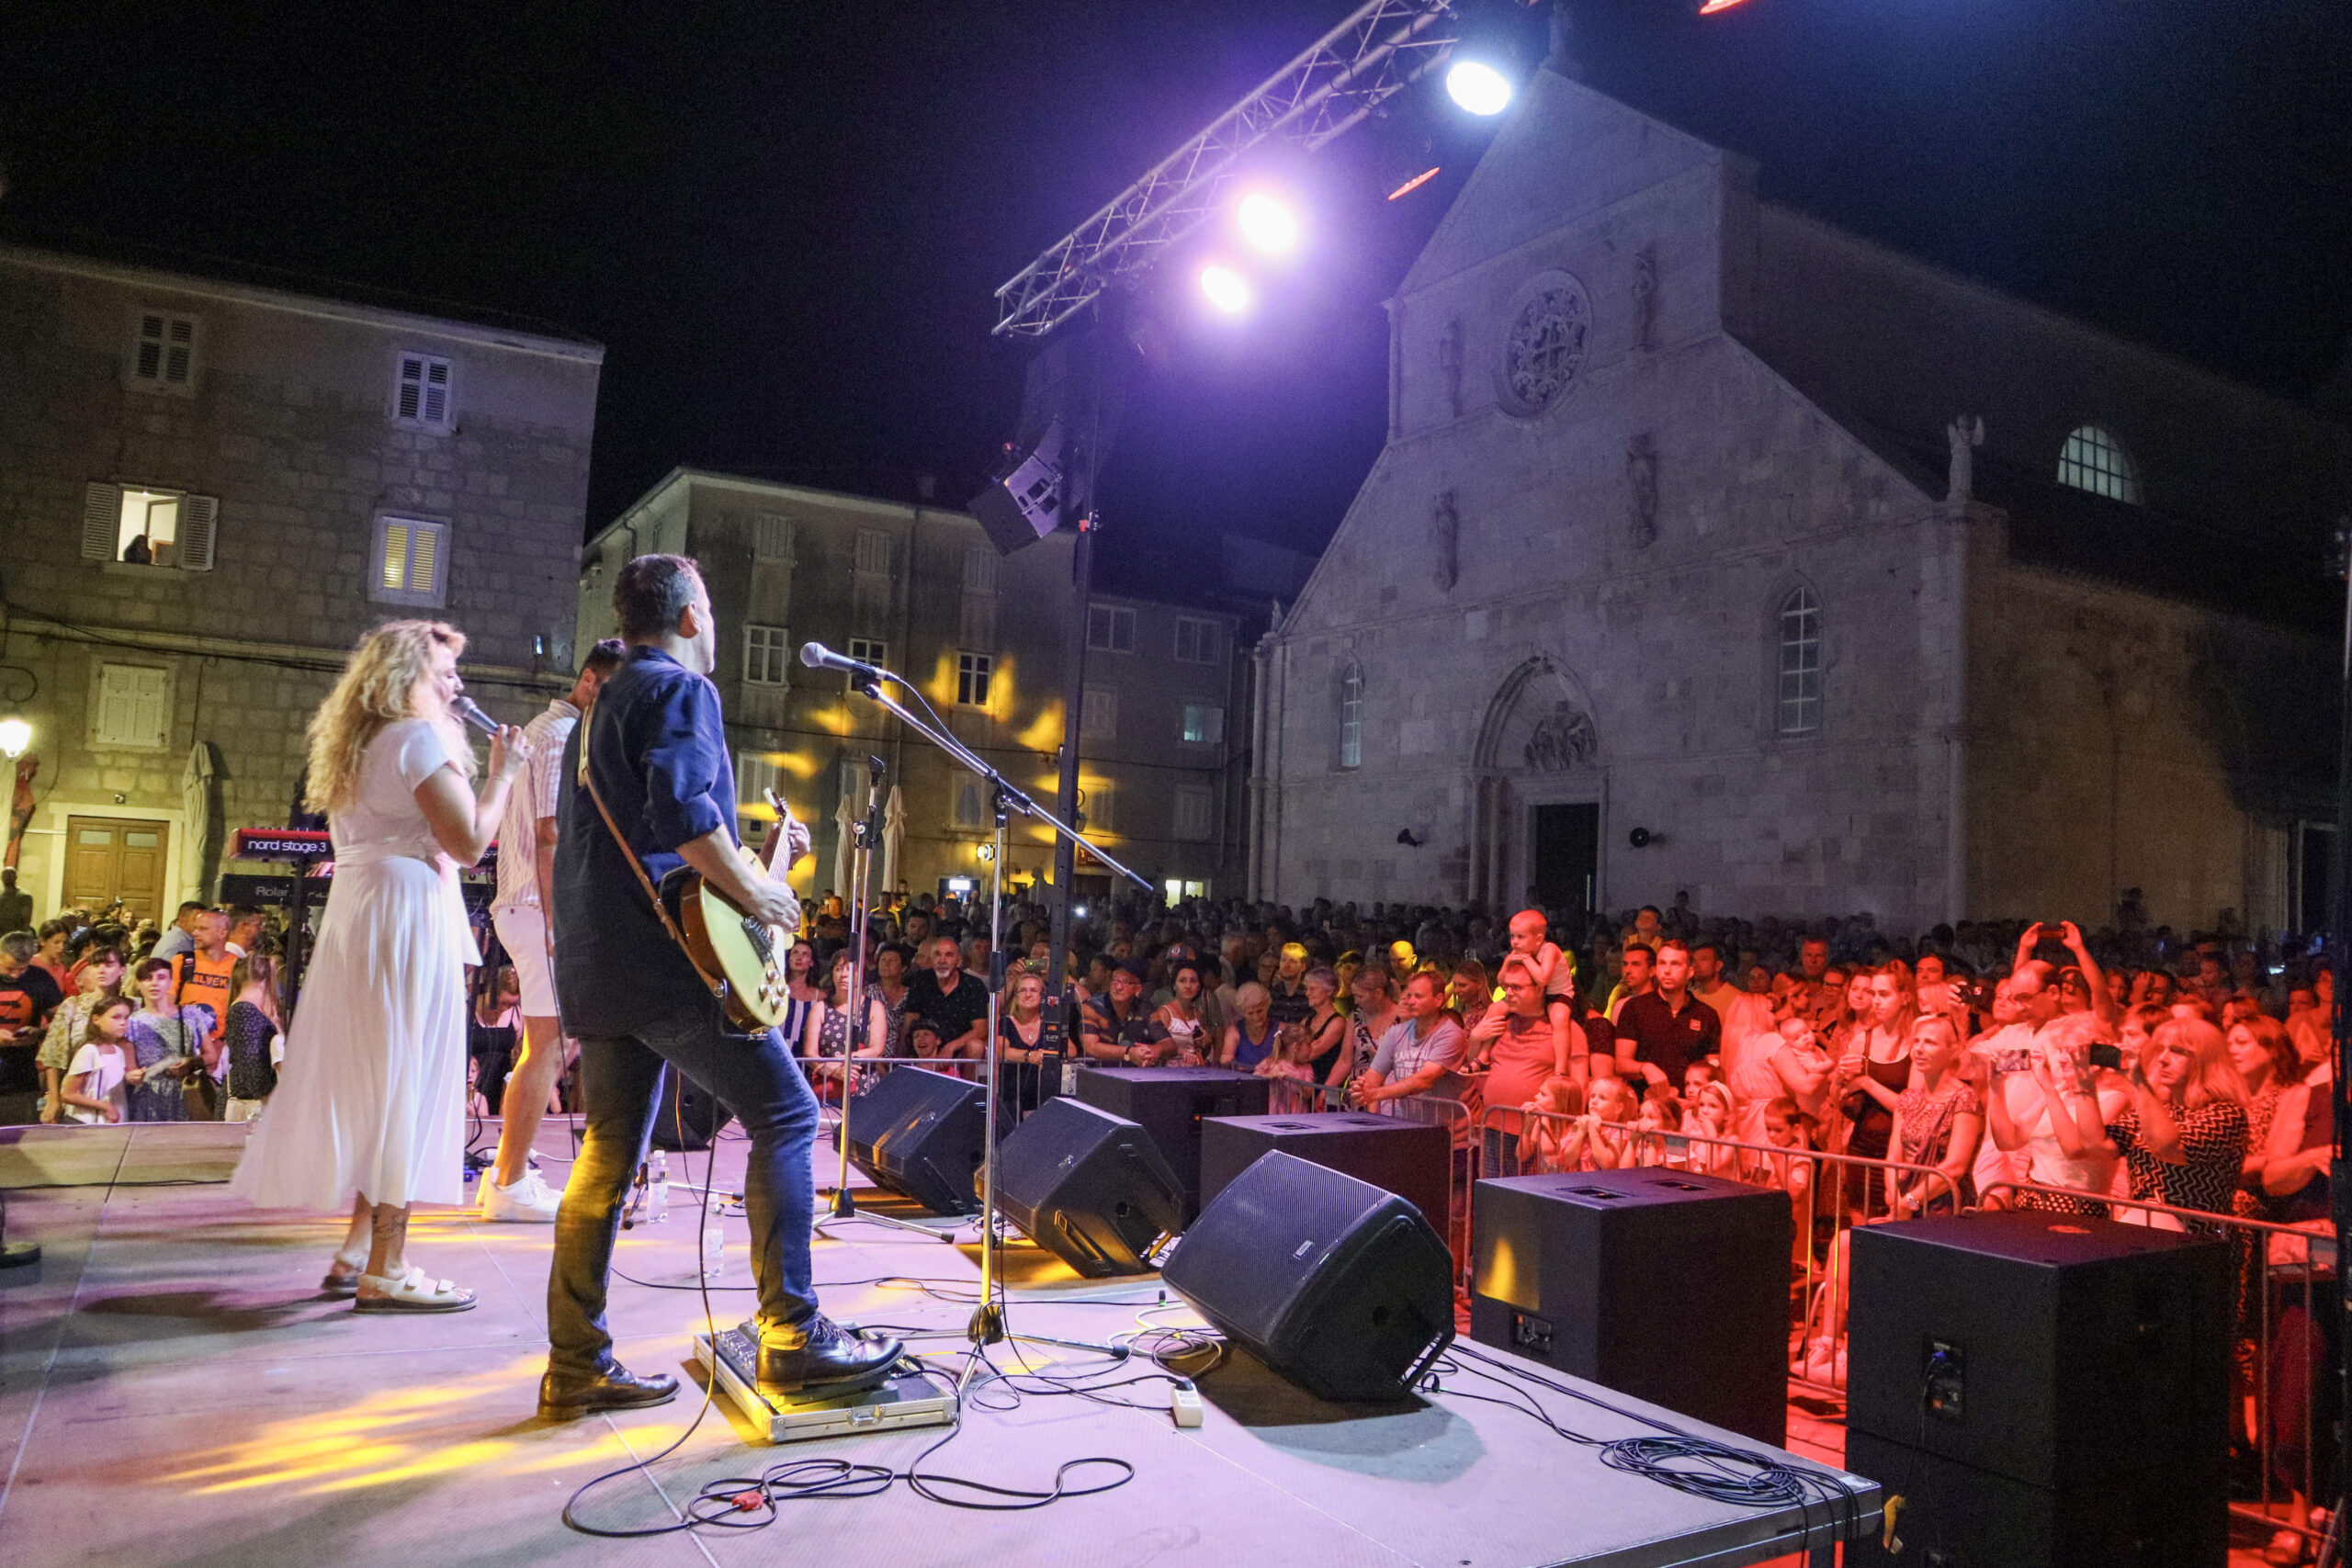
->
<box><xmin>1477</xmin><ymin>655</ymin><xmax>1601</xmax><ymax>776</ymax></box>
<box><xmin>1632</xmin><ymin>244</ymin><xmax>1657</xmax><ymax>353</ymax></box>
<box><xmin>1523</xmin><ymin>705</ymin><xmax>1598</xmax><ymax>773</ymax></box>
<box><xmin>1441</xmin><ymin>318</ymin><xmax>1465</xmax><ymax>419</ymax></box>
<box><xmin>1431</xmin><ymin>491</ymin><xmax>1460</xmax><ymax>592</ymax></box>
<box><xmin>1946</xmin><ymin>414</ymin><xmax>1984</xmax><ymax>503</ymax></box>
<box><xmin>1625</xmin><ymin>433</ymin><xmax>1657</xmax><ymax>548</ymax></box>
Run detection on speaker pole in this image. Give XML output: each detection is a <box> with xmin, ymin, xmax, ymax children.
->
<box><xmin>823</xmin><ymin>757</ymin><xmax>885</xmax><ymax>1222</ymax></box>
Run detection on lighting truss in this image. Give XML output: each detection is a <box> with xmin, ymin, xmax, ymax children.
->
<box><xmin>992</xmin><ymin>0</ymin><xmax>1463</xmax><ymax>339</ymax></box>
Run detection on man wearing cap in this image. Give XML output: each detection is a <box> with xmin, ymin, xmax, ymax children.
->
<box><xmin>1081</xmin><ymin>961</ymin><xmax>1170</xmax><ymax>1066</ymax></box>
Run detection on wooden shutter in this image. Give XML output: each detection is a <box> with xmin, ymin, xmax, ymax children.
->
<box><xmin>381</xmin><ymin>521</ymin><xmax>412</xmax><ymax>591</ymax></box>
<box><xmin>164</xmin><ymin>319</ymin><xmax>194</xmax><ymax>386</ymax></box>
<box><xmin>176</xmin><ymin>495</ymin><xmax>218</xmax><ymax>571</ymax></box>
<box><xmin>412</xmin><ymin>522</ymin><xmax>443</xmax><ymax>597</ymax></box>
<box><xmin>135</xmin><ymin>316</ymin><xmax>164</xmax><ymax>382</ymax></box>
<box><xmin>83</xmin><ymin>482</ymin><xmax>123</xmax><ymax>560</ymax></box>
<box><xmin>421</xmin><ymin>359</ymin><xmax>450</xmax><ymax>425</ymax></box>
<box><xmin>397</xmin><ymin>356</ymin><xmax>424</xmax><ymax>420</ymax></box>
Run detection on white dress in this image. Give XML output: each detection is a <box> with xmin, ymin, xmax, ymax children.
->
<box><xmin>232</xmin><ymin>719</ymin><xmax>478</xmax><ymax>1211</ymax></box>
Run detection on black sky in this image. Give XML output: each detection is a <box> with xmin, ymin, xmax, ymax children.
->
<box><xmin>5</xmin><ymin>0</ymin><xmax>2346</xmax><ymax>594</ymax></box>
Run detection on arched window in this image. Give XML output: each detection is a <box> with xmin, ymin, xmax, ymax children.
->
<box><xmin>1338</xmin><ymin>663</ymin><xmax>1364</xmax><ymax>770</ymax></box>
<box><xmin>1776</xmin><ymin>588</ymin><xmax>1820</xmax><ymax>736</ymax></box>
<box><xmin>2056</xmin><ymin>425</ymin><xmax>2142</xmax><ymax>504</ymax></box>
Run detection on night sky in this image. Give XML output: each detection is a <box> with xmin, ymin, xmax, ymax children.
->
<box><xmin>6</xmin><ymin>1</ymin><xmax>2346</xmax><ymax>595</ymax></box>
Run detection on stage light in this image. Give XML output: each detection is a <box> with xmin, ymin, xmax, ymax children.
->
<box><xmin>1698</xmin><ymin>0</ymin><xmax>1751</xmax><ymax>12</ymax></box>
<box><xmin>1236</xmin><ymin>192</ymin><xmax>1299</xmax><ymax>254</ymax></box>
<box><xmin>1445</xmin><ymin>60</ymin><xmax>1513</xmax><ymax>116</ymax></box>
<box><xmin>1199</xmin><ymin>264</ymin><xmax>1251</xmax><ymax>314</ymax></box>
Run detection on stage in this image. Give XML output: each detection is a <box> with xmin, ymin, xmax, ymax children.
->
<box><xmin>0</xmin><ymin>1120</ymin><xmax>1876</xmax><ymax>1568</ymax></box>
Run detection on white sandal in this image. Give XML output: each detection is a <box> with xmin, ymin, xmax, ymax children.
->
<box><xmin>353</xmin><ymin>1265</ymin><xmax>477</xmax><ymax>1314</ymax></box>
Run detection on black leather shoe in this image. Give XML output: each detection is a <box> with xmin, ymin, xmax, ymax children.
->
<box><xmin>754</xmin><ymin>1314</ymin><xmax>903</xmax><ymax>1397</ymax></box>
<box><xmin>537</xmin><ymin>1361</ymin><xmax>681</xmax><ymax>1420</ymax></box>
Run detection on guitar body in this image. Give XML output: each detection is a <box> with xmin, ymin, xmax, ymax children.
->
<box><xmin>673</xmin><ymin>871</ymin><xmax>790</xmax><ymax>1032</ymax></box>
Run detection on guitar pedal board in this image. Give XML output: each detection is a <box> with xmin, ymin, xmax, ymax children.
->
<box><xmin>692</xmin><ymin>1327</ymin><xmax>956</xmax><ymax>1445</ymax></box>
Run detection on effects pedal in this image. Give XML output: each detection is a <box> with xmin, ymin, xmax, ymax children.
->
<box><xmin>693</xmin><ymin>1326</ymin><xmax>956</xmax><ymax>1445</ymax></box>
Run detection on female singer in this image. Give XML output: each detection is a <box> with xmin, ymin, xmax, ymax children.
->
<box><xmin>232</xmin><ymin>621</ymin><xmax>528</xmax><ymax>1313</ymax></box>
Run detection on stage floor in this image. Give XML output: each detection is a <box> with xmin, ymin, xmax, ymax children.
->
<box><xmin>0</xmin><ymin>1120</ymin><xmax>1877</xmax><ymax>1568</ymax></box>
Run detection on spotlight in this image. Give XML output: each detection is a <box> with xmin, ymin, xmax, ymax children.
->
<box><xmin>1199</xmin><ymin>264</ymin><xmax>1251</xmax><ymax>314</ymax></box>
<box><xmin>1445</xmin><ymin>60</ymin><xmax>1513</xmax><ymax>116</ymax></box>
<box><xmin>1698</xmin><ymin>0</ymin><xmax>1751</xmax><ymax>13</ymax></box>
<box><xmin>1235</xmin><ymin>192</ymin><xmax>1299</xmax><ymax>254</ymax></box>
<box><xmin>0</xmin><ymin>720</ymin><xmax>28</xmax><ymax>761</ymax></box>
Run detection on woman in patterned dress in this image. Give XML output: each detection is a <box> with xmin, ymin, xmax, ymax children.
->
<box><xmin>2054</xmin><ymin>1016</ymin><xmax>2248</xmax><ymax>1230</ymax></box>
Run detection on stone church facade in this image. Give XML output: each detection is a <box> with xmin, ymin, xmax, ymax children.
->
<box><xmin>1249</xmin><ymin>69</ymin><xmax>2349</xmax><ymax>935</ymax></box>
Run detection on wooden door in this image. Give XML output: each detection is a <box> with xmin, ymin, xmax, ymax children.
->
<box><xmin>62</xmin><ymin>817</ymin><xmax>172</xmax><ymax>922</ymax></box>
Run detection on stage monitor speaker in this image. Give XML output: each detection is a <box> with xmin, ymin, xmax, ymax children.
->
<box><xmin>1162</xmin><ymin>1150</ymin><xmax>1453</xmax><ymax>1403</ymax></box>
<box><xmin>1847</xmin><ymin>1211</ymin><xmax>2229</xmax><ymax>1494</ymax></box>
<box><xmin>968</xmin><ymin>415</ymin><xmax>1066</xmax><ymax>556</ymax></box>
<box><xmin>842</xmin><ymin>1067</ymin><xmax>997</xmax><ymax>1216</ymax></box>
<box><xmin>1198</xmin><ymin>1111</ymin><xmax>1449</xmax><ymax>1235</ymax></box>
<box><xmin>1841</xmin><ymin>1427</ymin><xmax>2225</xmax><ymax>1568</ymax></box>
<box><xmin>991</xmin><ymin>1099</ymin><xmax>1185</xmax><ymax>1277</ymax></box>
<box><xmin>1072</xmin><ymin>1066</ymin><xmax>1270</xmax><ymax>1224</ymax></box>
<box><xmin>648</xmin><ymin>1066</ymin><xmax>734</xmax><ymax>1152</ymax></box>
<box><xmin>1467</xmin><ymin>1168</ymin><xmax>1791</xmax><ymax>1445</ymax></box>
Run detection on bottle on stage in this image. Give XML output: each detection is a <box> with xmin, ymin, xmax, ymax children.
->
<box><xmin>648</xmin><ymin>1151</ymin><xmax>669</xmax><ymax>1224</ymax></box>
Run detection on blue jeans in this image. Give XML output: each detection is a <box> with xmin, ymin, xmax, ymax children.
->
<box><xmin>547</xmin><ymin>994</ymin><xmax>821</xmax><ymax>1376</ymax></box>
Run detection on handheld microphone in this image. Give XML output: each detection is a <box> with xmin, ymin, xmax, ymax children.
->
<box><xmin>798</xmin><ymin>640</ymin><xmax>887</xmax><ymax>682</ymax></box>
<box><xmin>452</xmin><ymin>696</ymin><xmax>500</xmax><ymax>738</ymax></box>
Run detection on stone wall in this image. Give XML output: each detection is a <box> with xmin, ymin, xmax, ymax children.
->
<box><xmin>0</xmin><ymin>246</ymin><xmax>599</xmax><ymax>912</ymax></box>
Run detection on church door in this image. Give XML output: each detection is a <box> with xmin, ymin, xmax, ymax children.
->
<box><xmin>1532</xmin><ymin>803</ymin><xmax>1598</xmax><ymax>917</ymax></box>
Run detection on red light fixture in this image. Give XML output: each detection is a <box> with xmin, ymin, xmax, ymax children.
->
<box><xmin>1698</xmin><ymin>0</ymin><xmax>1750</xmax><ymax>13</ymax></box>
<box><xmin>1386</xmin><ymin>166</ymin><xmax>1442</xmax><ymax>201</ymax></box>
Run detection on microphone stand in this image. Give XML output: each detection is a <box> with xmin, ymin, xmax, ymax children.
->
<box><xmin>838</xmin><ymin>665</ymin><xmax>1149</xmax><ymax>1372</ymax></box>
<box><xmin>816</xmin><ymin>759</ymin><xmax>953</xmax><ymax>1244</ymax></box>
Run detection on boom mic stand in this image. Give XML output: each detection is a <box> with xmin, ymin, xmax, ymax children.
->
<box><xmin>837</xmin><ymin>660</ymin><xmax>1152</xmax><ymax>1373</ymax></box>
<box><xmin>816</xmin><ymin>758</ymin><xmax>953</xmax><ymax>1244</ymax></box>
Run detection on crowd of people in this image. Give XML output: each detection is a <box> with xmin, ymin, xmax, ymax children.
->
<box><xmin>0</xmin><ymin>898</ymin><xmax>284</xmax><ymax>1128</ymax></box>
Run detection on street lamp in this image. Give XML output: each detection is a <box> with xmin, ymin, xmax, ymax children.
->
<box><xmin>0</xmin><ymin>720</ymin><xmax>32</xmax><ymax>761</ymax></box>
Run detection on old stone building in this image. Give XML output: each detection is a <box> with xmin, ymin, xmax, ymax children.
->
<box><xmin>576</xmin><ymin>470</ymin><xmax>1249</xmax><ymax>906</ymax></box>
<box><xmin>0</xmin><ymin>242</ymin><xmax>600</xmax><ymax>919</ymax></box>
<box><xmin>1250</xmin><ymin>67</ymin><xmax>2350</xmax><ymax>934</ymax></box>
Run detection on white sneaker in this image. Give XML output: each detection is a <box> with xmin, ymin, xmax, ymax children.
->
<box><xmin>480</xmin><ymin>1170</ymin><xmax>561</xmax><ymax>1223</ymax></box>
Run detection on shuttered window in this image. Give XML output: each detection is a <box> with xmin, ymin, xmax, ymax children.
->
<box><xmin>393</xmin><ymin>353</ymin><xmax>454</xmax><ymax>430</ymax></box>
<box><xmin>80</xmin><ymin>482</ymin><xmax>215</xmax><ymax>570</ymax></box>
<box><xmin>1174</xmin><ymin>786</ymin><xmax>1214</xmax><ymax>841</ymax></box>
<box><xmin>130</xmin><ymin>312</ymin><xmax>198</xmax><ymax>394</ymax></box>
<box><xmin>92</xmin><ymin>664</ymin><xmax>172</xmax><ymax>750</ymax></box>
<box><xmin>373</xmin><ymin>515</ymin><xmax>449</xmax><ymax>607</ymax></box>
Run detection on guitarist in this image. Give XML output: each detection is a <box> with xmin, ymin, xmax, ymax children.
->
<box><xmin>539</xmin><ymin>553</ymin><xmax>901</xmax><ymax>1419</ymax></box>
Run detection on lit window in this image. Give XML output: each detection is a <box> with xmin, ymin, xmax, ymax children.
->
<box><xmin>1174</xmin><ymin>786</ymin><xmax>1213</xmax><ymax>841</ymax></box>
<box><xmin>91</xmin><ymin>484</ymin><xmax>216</xmax><ymax>570</ymax></box>
<box><xmin>1081</xmin><ymin>686</ymin><xmax>1118</xmax><ymax>740</ymax></box>
<box><xmin>1338</xmin><ymin>664</ymin><xmax>1364</xmax><ymax>770</ymax></box>
<box><xmin>130</xmin><ymin>311</ymin><xmax>198</xmax><ymax>394</ymax></box>
<box><xmin>743</xmin><ymin>626</ymin><xmax>791</xmax><ymax>686</ymax></box>
<box><xmin>957</xmin><ymin>651</ymin><xmax>992</xmax><ymax>708</ymax></box>
<box><xmin>1086</xmin><ymin>604</ymin><xmax>1136</xmax><ymax>653</ymax></box>
<box><xmin>1174</xmin><ymin>617</ymin><xmax>1220</xmax><ymax>664</ymax></box>
<box><xmin>1777</xmin><ymin>588</ymin><xmax>1821</xmax><ymax>736</ymax></box>
<box><xmin>1182</xmin><ymin>704</ymin><xmax>1224</xmax><ymax>745</ymax></box>
<box><xmin>393</xmin><ymin>353</ymin><xmax>454</xmax><ymax>430</ymax></box>
<box><xmin>2056</xmin><ymin>425</ymin><xmax>2142</xmax><ymax>505</ymax></box>
<box><xmin>373</xmin><ymin>515</ymin><xmax>448</xmax><ymax>607</ymax></box>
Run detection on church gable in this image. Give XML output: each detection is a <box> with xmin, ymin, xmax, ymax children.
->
<box><xmin>1401</xmin><ymin>65</ymin><xmax>1726</xmax><ymax>297</ymax></box>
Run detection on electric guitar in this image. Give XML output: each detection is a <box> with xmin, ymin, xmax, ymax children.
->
<box><xmin>664</xmin><ymin>796</ymin><xmax>804</xmax><ymax>1032</ymax></box>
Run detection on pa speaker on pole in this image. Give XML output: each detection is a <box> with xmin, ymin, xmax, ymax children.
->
<box><xmin>969</xmin><ymin>414</ymin><xmax>1067</xmax><ymax>557</ymax></box>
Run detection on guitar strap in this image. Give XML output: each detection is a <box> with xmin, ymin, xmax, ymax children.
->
<box><xmin>576</xmin><ymin>709</ymin><xmax>732</xmax><ymax>1008</ymax></box>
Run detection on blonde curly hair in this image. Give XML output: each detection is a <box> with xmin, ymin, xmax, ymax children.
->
<box><xmin>303</xmin><ymin>621</ymin><xmax>472</xmax><ymax>818</ymax></box>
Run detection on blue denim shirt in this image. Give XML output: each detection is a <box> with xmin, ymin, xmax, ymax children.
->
<box><xmin>553</xmin><ymin>646</ymin><xmax>737</xmax><ymax>1035</ymax></box>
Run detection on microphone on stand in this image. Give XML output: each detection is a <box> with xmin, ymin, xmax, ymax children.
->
<box><xmin>799</xmin><ymin>640</ymin><xmax>888</xmax><ymax>682</ymax></box>
<box><xmin>452</xmin><ymin>696</ymin><xmax>501</xmax><ymax>737</ymax></box>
